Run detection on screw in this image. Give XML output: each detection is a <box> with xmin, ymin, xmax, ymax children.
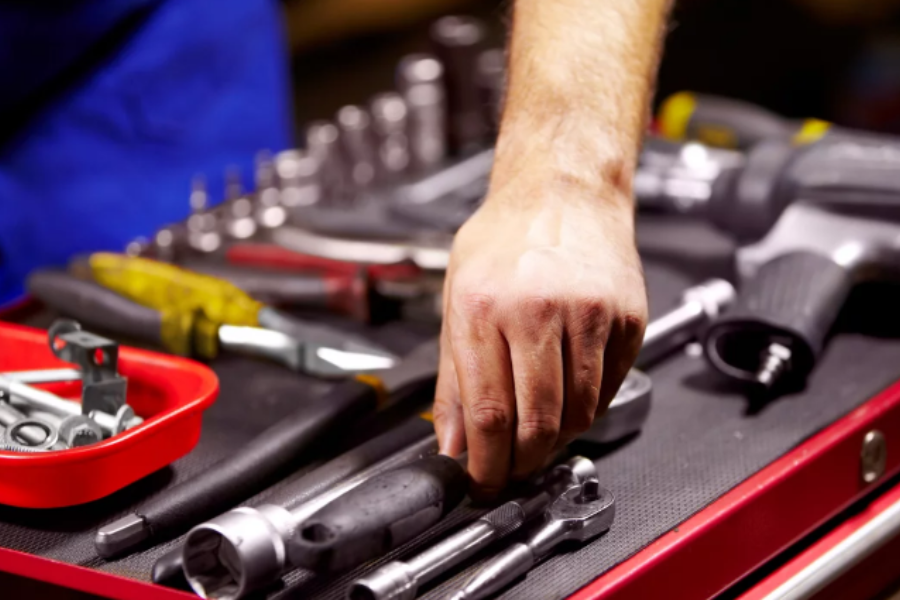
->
<box><xmin>861</xmin><ymin>430</ymin><xmax>887</xmax><ymax>484</ymax></box>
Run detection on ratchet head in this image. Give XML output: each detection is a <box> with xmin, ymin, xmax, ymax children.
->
<box><xmin>545</xmin><ymin>479</ymin><xmax>616</xmax><ymax>544</ymax></box>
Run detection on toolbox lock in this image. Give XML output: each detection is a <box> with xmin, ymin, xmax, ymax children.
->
<box><xmin>860</xmin><ymin>430</ymin><xmax>887</xmax><ymax>485</ymax></box>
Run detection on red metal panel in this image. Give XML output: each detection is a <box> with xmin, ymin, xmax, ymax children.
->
<box><xmin>0</xmin><ymin>547</ymin><xmax>194</xmax><ymax>600</ymax></box>
<box><xmin>569</xmin><ymin>378</ymin><xmax>900</xmax><ymax>600</ymax></box>
<box><xmin>738</xmin><ymin>479</ymin><xmax>900</xmax><ymax>600</ymax></box>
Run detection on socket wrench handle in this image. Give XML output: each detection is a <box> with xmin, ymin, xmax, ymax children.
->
<box><xmin>290</xmin><ymin>455</ymin><xmax>467</xmax><ymax>573</ymax></box>
<box><xmin>705</xmin><ymin>252</ymin><xmax>853</xmax><ymax>388</ymax></box>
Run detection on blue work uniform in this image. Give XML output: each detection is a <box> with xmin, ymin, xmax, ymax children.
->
<box><xmin>0</xmin><ymin>0</ymin><xmax>293</xmax><ymax>305</ymax></box>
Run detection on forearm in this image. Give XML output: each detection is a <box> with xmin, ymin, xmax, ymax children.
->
<box><xmin>491</xmin><ymin>0</ymin><xmax>672</xmax><ymax>206</ymax></box>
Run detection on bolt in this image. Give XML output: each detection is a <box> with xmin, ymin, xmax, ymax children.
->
<box><xmin>0</xmin><ymin>377</ymin><xmax>141</xmax><ymax>438</ymax></box>
<box><xmin>59</xmin><ymin>415</ymin><xmax>103</xmax><ymax>447</ymax></box>
<box><xmin>756</xmin><ymin>342</ymin><xmax>792</xmax><ymax>389</ymax></box>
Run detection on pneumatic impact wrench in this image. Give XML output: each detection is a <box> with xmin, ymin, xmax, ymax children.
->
<box><xmin>703</xmin><ymin>201</ymin><xmax>900</xmax><ymax>391</ymax></box>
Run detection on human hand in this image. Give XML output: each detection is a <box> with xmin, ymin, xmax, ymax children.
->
<box><xmin>433</xmin><ymin>176</ymin><xmax>648</xmax><ymax>497</ymax></box>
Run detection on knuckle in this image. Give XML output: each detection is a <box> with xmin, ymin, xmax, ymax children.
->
<box><xmin>570</xmin><ymin>299</ymin><xmax>610</xmax><ymax>344</ymax></box>
<box><xmin>518</xmin><ymin>412</ymin><xmax>561</xmax><ymax>447</ymax></box>
<box><xmin>469</xmin><ymin>397</ymin><xmax>514</xmax><ymax>434</ymax></box>
<box><xmin>456</xmin><ymin>291</ymin><xmax>497</xmax><ymax>322</ymax></box>
<box><xmin>518</xmin><ymin>295</ymin><xmax>560</xmax><ymax>324</ymax></box>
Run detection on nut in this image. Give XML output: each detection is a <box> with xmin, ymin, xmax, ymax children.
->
<box><xmin>58</xmin><ymin>415</ymin><xmax>103</xmax><ymax>448</ymax></box>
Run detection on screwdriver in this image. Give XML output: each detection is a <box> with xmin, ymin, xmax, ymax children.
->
<box><xmin>95</xmin><ymin>336</ymin><xmax>441</xmax><ymax>558</ymax></box>
<box><xmin>70</xmin><ymin>252</ymin><xmax>394</xmax><ymax>358</ymax></box>
<box><xmin>27</xmin><ymin>270</ymin><xmax>394</xmax><ymax>377</ymax></box>
<box><xmin>657</xmin><ymin>91</ymin><xmax>833</xmax><ymax>150</ymax></box>
<box><xmin>224</xmin><ymin>242</ymin><xmax>422</xmax><ymax>283</ymax></box>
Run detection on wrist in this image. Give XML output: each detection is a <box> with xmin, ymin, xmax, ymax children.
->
<box><xmin>488</xmin><ymin>113</ymin><xmax>638</xmax><ymax>212</ymax></box>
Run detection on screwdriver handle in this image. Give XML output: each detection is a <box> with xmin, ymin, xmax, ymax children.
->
<box><xmin>289</xmin><ymin>454</ymin><xmax>467</xmax><ymax>573</ymax></box>
<box><xmin>704</xmin><ymin>252</ymin><xmax>854</xmax><ymax>387</ymax></box>
<box><xmin>78</xmin><ymin>253</ymin><xmax>263</xmax><ymax>329</ymax></box>
<box><xmin>224</xmin><ymin>243</ymin><xmax>421</xmax><ymax>282</ymax></box>
<box><xmin>658</xmin><ymin>92</ymin><xmax>831</xmax><ymax>150</ymax></box>
<box><xmin>178</xmin><ymin>259</ymin><xmax>371</xmax><ymax>323</ymax></box>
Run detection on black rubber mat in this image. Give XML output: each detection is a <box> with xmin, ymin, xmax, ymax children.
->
<box><xmin>2</xmin><ymin>218</ymin><xmax>899</xmax><ymax>600</ymax></box>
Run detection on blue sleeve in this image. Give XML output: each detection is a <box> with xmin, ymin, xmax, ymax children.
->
<box><xmin>0</xmin><ymin>0</ymin><xmax>293</xmax><ymax>304</ymax></box>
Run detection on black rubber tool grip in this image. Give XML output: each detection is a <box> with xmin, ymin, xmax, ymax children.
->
<box><xmin>138</xmin><ymin>378</ymin><xmax>381</xmax><ymax>541</ymax></box>
<box><xmin>704</xmin><ymin>252</ymin><xmax>854</xmax><ymax>384</ymax></box>
<box><xmin>290</xmin><ymin>454</ymin><xmax>467</xmax><ymax>573</ymax></box>
<box><xmin>151</xmin><ymin>414</ymin><xmax>435</xmax><ymax>588</ymax></box>
<box><xmin>27</xmin><ymin>270</ymin><xmax>164</xmax><ymax>344</ymax></box>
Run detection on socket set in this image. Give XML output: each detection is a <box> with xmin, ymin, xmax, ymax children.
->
<box><xmin>133</xmin><ymin>15</ymin><xmax>503</xmax><ymax>267</ymax></box>
<box><xmin>0</xmin><ymin>320</ymin><xmax>217</xmax><ymax>508</ymax></box>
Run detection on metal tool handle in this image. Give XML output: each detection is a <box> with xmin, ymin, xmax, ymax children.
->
<box><xmin>290</xmin><ymin>455</ymin><xmax>467</xmax><ymax>573</ymax></box>
<box><xmin>705</xmin><ymin>252</ymin><xmax>854</xmax><ymax>387</ymax></box>
<box><xmin>118</xmin><ymin>378</ymin><xmax>381</xmax><ymax>553</ymax></box>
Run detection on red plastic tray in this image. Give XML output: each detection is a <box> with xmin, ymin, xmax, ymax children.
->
<box><xmin>0</xmin><ymin>322</ymin><xmax>219</xmax><ymax>508</ymax></box>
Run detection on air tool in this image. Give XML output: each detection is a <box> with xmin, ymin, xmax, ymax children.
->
<box><xmin>705</xmin><ymin>202</ymin><xmax>900</xmax><ymax>391</ymax></box>
<box><xmin>657</xmin><ymin>91</ymin><xmax>835</xmax><ymax>150</ymax></box>
<box><xmin>636</xmin><ymin>127</ymin><xmax>900</xmax><ymax>243</ymax></box>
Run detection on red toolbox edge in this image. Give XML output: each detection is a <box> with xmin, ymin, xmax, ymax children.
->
<box><xmin>570</xmin><ymin>376</ymin><xmax>900</xmax><ymax>600</ymax></box>
<box><xmin>0</xmin><ymin>546</ymin><xmax>195</xmax><ymax>600</ymax></box>
<box><xmin>737</xmin><ymin>474</ymin><xmax>900</xmax><ymax>600</ymax></box>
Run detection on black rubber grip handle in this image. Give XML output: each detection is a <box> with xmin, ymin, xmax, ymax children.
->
<box><xmin>138</xmin><ymin>378</ymin><xmax>380</xmax><ymax>538</ymax></box>
<box><xmin>290</xmin><ymin>454</ymin><xmax>467</xmax><ymax>572</ymax></box>
<box><xmin>151</xmin><ymin>414</ymin><xmax>435</xmax><ymax>588</ymax></box>
<box><xmin>26</xmin><ymin>270</ymin><xmax>164</xmax><ymax>344</ymax></box>
<box><xmin>272</xmin><ymin>415</ymin><xmax>436</xmax><ymax>510</ymax></box>
<box><xmin>704</xmin><ymin>252</ymin><xmax>854</xmax><ymax>383</ymax></box>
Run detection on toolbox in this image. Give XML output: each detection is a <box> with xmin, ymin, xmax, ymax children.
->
<box><xmin>0</xmin><ymin>322</ymin><xmax>219</xmax><ymax>508</ymax></box>
<box><xmin>2</xmin><ymin>219</ymin><xmax>900</xmax><ymax>599</ymax></box>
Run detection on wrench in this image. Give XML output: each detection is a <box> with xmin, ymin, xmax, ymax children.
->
<box><xmin>447</xmin><ymin>479</ymin><xmax>615</xmax><ymax>600</ymax></box>
<box><xmin>349</xmin><ymin>456</ymin><xmax>597</xmax><ymax>600</ymax></box>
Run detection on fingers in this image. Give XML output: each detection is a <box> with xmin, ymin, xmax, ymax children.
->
<box><xmin>451</xmin><ymin>293</ymin><xmax>516</xmax><ymax>498</ymax></box>
<box><xmin>559</xmin><ymin>301</ymin><xmax>609</xmax><ymax>447</ymax></box>
<box><xmin>598</xmin><ymin>309</ymin><xmax>647</xmax><ymax>409</ymax></box>
<box><xmin>508</xmin><ymin>297</ymin><xmax>564</xmax><ymax>480</ymax></box>
<box><xmin>434</xmin><ymin>328</ymin><xmax>465</xmax><ymax>457</ymax></box>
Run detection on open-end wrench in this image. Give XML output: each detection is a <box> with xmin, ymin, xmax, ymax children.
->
<box><xmin>349</xmin><ymin>456</ymin><xmax>597</xmax><ymax>600</ymax></box>
<box><xmin>448</xmin><ymin>479</ymin><xmax>615</xmax><ymax>600</ymax></box>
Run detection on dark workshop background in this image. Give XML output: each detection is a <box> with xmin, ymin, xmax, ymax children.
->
<box><xmin>287</xmin><ymin>0</ymin><xmax>900</xmax><ymax>137</ymax></box>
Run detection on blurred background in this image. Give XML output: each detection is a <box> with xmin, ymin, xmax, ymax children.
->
<box><xmin>287</xmin><ymin>0</ymin><xmax>900</xmax><ymax>135</ymax></box>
